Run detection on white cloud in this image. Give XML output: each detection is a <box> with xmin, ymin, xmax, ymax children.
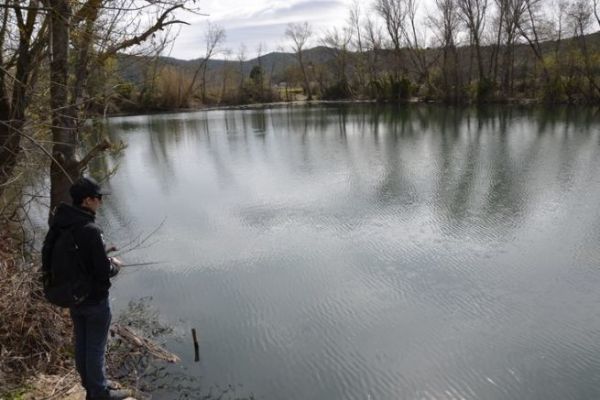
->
<box><xmin>169</xmin><ymin>0</ymin><xmax>352</xmax><ymax>59</ymax></box>
<box><xmin>168</xmin><ymin>0</ymin><xmax>439</xmax><ymax>59</ymax></box>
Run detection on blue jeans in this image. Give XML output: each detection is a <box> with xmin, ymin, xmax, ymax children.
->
<box><xmin>70</xmin><ymin>298</ymin><xmax>112</xmax><ymax>398</ymax></box>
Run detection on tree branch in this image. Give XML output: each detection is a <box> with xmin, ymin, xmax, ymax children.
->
<box><xmin>72</xmin><ymin>0</ymin><xmax>102</xmax><ymax>26</ymax></box>
<box><xmin>97</xmin><ymin>4</ymin><xmax>188</xmax><ymax>63</ymax></box>
<box><xmin>0</xmin><ymin>3</ymin><xmax>50</xmax><ymax>11</ymax></box>
<box><xmin>0</xmin><ymin>120</ymin><xmax>74</xmax><ymax>184</ymax></box>
<box><xmin>77</xmin><ymin>137</ymin><xmax>111</xmax><ymax>170</ymax></box>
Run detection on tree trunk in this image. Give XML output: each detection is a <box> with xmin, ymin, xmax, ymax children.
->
<box><xmin>0</xmin><ymin>1</ymin><xmax>40</xmax><ymax>195</ymax></box>
<box><xmin>298</xmin><ymin>53</ymin><xmax>312</xmax><ymax>100</ymax></box>
<box><xmin>71</xmin><ymin>0</ymin><xmax>102</xmax><ymax>123</ymax></box>
<box><xmin>49</xmin><ymin>0</ymin><xmax>79</xmax><ymax>217</ymax></box>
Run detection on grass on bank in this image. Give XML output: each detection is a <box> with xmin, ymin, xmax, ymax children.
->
<box><xmin>0</xmin><ymin>221</ymin><xmax>73</xmax><ymax>396</ymax></box>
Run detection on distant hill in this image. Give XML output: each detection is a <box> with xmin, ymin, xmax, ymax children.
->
<box><xmin>115</xmin><ymin>30</ymin><xmax>600</xmax><ymax>95</ymax></box>
<box><xmin>116</xmin><ymin>46</ymin><xmax>337</xmax><ymax>85</ymax></box>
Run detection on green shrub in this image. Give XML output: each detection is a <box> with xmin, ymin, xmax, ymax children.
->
<box><xmin>541</xmin><ymin>77</ymin><xmax>566</xmax><ymax>104</ymax></box>
<box><xmin>475</xmin><ymin>78</ymin><xmax>495</xmax><ymax>103</ymax></box>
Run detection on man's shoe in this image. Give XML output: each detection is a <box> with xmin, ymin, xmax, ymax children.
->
<box><xmin>106</xmin><ymin>380</ymin><xmax>122</xmax><ymax>390</ymax></box>
<box><xmin>88</xmin><ymin>388</ymin><xmax>133</xmax><ymax>400</ymax></box>
<box><xmin>85</xmin><ymin>382</ymin><xmax>124</xmax><ymax>400</ymax></box>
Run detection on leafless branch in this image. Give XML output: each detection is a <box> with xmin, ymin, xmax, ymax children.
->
<box><xmin>113</xmin><ymin>218</ymin><xmax>167</xmax><ymax>257</ymax></box>
<box><xmin>98</xmin><ymin>4</ymin><xmax>188</xmax><ymax>62</ymax></box>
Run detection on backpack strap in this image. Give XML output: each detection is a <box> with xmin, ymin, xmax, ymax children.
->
<box><xmin>60</xmin><ymin>224</ymin><xmax>90</xmax><ymax>276</ymax></box>
<box><xmin>42</xmin><ymin>227</ymin><xmax>60</xmax><ymax>274</ymax></box>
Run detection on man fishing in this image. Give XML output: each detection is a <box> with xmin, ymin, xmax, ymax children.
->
<box><xmin>42</xmin><ymin>177</ymin><xmax>132</xmax><ymax>400</ymax></box>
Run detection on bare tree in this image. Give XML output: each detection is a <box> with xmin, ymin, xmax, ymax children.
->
<box><xmin>349</xmin><ymin>1</ymin><xmax>364</xmax><ymax>53</ymax></box>
<box><xmin>374</xmin><ymin>0</ymin><xmax>408</xmax><ymax>75</ymax></box>
<box><xmin>285</xmin><ymin>22</ymin><xmax>313</xmax><ymax>100</ymax></box>
<box><xmin>568</xmin><ymin>0</ymin><xmax>593</xmax><ymax>37</ymax></box>
<box><xmin>430</xmin><ymin>0</ymin><xmax>463</xmax><ymax>101</ymax></box>
<box><xmin>220</xmin><ymin>48</ymin><xmax>232</xmax><ymax>103</ymax></box>
<box><xmin>46</xmin><ymin>0</ymin><xmax>193</xmax><ymax>213</ymax></box>
<box><xmin>552</xmin><ymin>0</ymin><xmax>568</xmax><ymax>56</ymax></box>
<box><xmin>457</xmin><ymin>0</ymin><xmax>489</xmax><ymax>82</ymax></box>
<box><xmin>403</xmin><ymin>0</ymin><xmax>433</xmax><ymax>86</ymax></box>
<box><xmin>363</xmin><ymin>16</ymin><xmax>384</xmax><ymax>87</ymax></box>
<box><xmin>285</xmin><ymin>22</ymin><xmax>313</xmax><ymax>101</ymax></box>
<box><xmin>493</xmin><ymin>0</ymin><xmax>527</xmax><ymax>94</ymax></box>
<box><xmin>348</xmin><ymin>1</ymin><xmax>367</xmax><ymax>94</ymax></box>
<box><xmin>267</xmin><ymin>46</ymin><xmax>279</xmax><ymax>89</ymax></box>
<box><xmin>566</xmin><ymin>0</ymin><xmax>600</xmax><ymax>98</ymax></box>
<box><xmin>321</xmin><ymin>26</ymin><xmax>353</xmax><ymax>97</ymax></box>
<box><xmin>137</xmin><ymin>33</ymin><xmax>173</xmax><ymax>109</ymax></box>
<box><xmin>256</xmin><ymin>42</ymin><xmax>265</xmax><ymax>68</ymax></box>
<box><xmin>594</xmin><ymin>0</ymin><xmax>600</xmax><ymax>28</ymax></box>
<box><xmin>237</xmin><ymin>43</ymin><xmax>247</xmax><ymax>97</ymax></box>
<box><xmin>0</xmin><ymin>1</ymin><xmax>48</xmax><ymax>195</ymax></box>
<box><xmin>256</xmin><ymin>42</ymin><xmax>266</xmax><ymax>98</ymax></box>
<box><xmin>187</xmin><ymin>22</ymin><xmax>226</xmax><ymax>104</ymax></box>
<box><xmin>516</xmin><ymin>0</ymin><xmax>551</xmax><ymax>83</ymax></box>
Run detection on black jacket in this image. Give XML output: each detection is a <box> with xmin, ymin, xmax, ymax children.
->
<box><xmin>42</xmin><ymin>203</ymin><xmax>117</xmax><ymax>305</ymax></box>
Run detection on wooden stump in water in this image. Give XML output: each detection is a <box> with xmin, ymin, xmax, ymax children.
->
<box><xmin>192</xmin><ymin>328</ymin><xmax>200</xmax><ymax>362</ymax></box>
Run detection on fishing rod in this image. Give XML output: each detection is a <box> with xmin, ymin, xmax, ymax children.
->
<box><xmin>110</xmin><ymin>255</ymin><xmax>164</xmax><ymax>268</ymax></box>
<box><xmin>108</xmin><ymin>249</ymin><xmax>165</xmax><ymax>268</ymax></box>
<box><xmin>121</xmin><ymin>261</ymin><xmax>165</xmax><ymax>268</ymax></box>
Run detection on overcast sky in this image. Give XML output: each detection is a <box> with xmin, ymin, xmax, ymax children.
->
<box><xmin>169</xmin><ymin>0</ymin><xmax>362</xmax><ymax>60</ymax></box>
<box><xmin>162</xmin><ymin>0</ymin><xmax>589</xmax><ymax>61</ymax></box>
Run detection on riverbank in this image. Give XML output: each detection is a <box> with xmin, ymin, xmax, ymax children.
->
<box><xmin>0</xmin><ymin>220</ymin><xmax>141</xmax><ymax>400</ymax></box>
<box><xmin>105</xmin><ymin>99</ymin><xmax>372</xmax><ymax>118</ymax></box>
<box><xmin>0</xmin><ymin>219</ymin><xmax>74</xmax><ymax>398</ymax></box>
<box><xmin>103</xmin><ymin>96</ymin><xmax>552</xmax><ymax>119</ymax></box>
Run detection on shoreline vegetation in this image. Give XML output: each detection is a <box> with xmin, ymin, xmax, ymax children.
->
<box><xmin>1</xmin><ymin>0</ymin><xmax>600</xmax><ymax>398</ymax></box>
<box><xmin>99</xmin><ymin>25</ymin><xmax>600</xmax><ymax>116</ymax></box>
<box><xmin>0</xmin><ymin>218</ymin><xmax>74</xmax><ymax>399</ymax></box>
<box><xmin>0</xmin><ymin>217</ymin><xmax>179</xmax><ymax>400</ymax></box>
<box><xmin>103</xmin><ymin>50</ymin><xmax>600</xmax><ymax>117</ymax></box>
<box><xmin>104</xmin><ymin>97</ymin><xmax>546</xmax><ymax>119</ymax></box>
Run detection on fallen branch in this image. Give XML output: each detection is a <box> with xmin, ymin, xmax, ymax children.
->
<box><xmin>110</xmin><ymin>323</ymin><xmax>180</xmax><ymax>364</ymax></box>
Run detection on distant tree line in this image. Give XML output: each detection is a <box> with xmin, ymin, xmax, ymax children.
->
<box><xmin>292</xmin><ymin>0</ymin><xmax>600</xmax><ymax>104</ymax></box>
<box><xmin>122</xmin><ymin>0</ymin><xmax>600</xmax><ymax>110</ymax></box>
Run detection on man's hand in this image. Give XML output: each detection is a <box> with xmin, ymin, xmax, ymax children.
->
<box><xmin>109</xmin><ymin>256</ymin><xmax>123</xmax><ymax>277</ymax></box>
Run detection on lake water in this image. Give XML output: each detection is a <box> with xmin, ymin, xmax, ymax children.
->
<box><xmin>99</xmin><ymin>105</ymin><xmax>600</xmax><ymax>399</ymax></box>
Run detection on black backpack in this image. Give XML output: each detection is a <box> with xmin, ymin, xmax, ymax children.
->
<box><xmin>42</xmin><ymin>226</ymin><xmax>92</xmax><ymax>307</ymax></box>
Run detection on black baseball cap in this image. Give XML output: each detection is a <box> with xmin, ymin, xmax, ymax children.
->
<box><xmin>69</xmin><ymin>177</ymin><xmax>110</xmax><ymax>202</ymax></box>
